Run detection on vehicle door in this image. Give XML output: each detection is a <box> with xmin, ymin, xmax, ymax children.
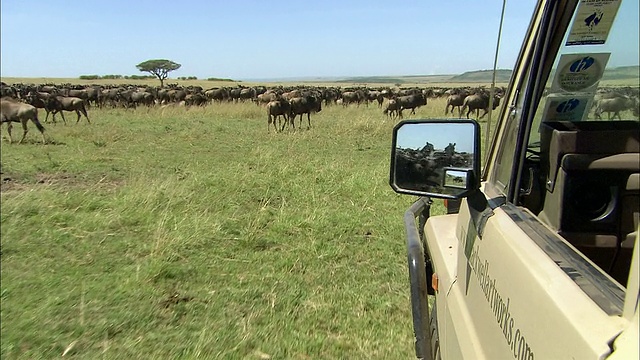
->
<box><xmin>443</xmin><ymin>0</ymin><xmax>638</xmax><ymax>358</ymax></box>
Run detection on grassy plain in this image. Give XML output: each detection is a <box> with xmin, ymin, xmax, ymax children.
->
<box><xmin>1</xmin><ymin>95</ymin><xmax>483</xmax><ymax>359</ymax></box>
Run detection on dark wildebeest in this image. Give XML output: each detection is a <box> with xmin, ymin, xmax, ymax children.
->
<box><xmin>445</xmin><ymin>94</ymin><xmax>466</xmax><ymax>117</ymax></box>
<box><xmin>266</xmin><ymin>100</ymin><xmax>291</xmax><ymax>132</ymax></box>
<box><xmin>185</xmin><ymin>93</ymin><xmax>208</xmax><ymax>106</ymax></box>
<box><xmin>593</xmin><ymin>95</ymin><xmax>637</xmax><ymax>120</ymax></box>
<box><xmin>0</xmin><ymin>83</ymin><xmax>17</xmax><ymax>98</ymax></box>
<box><xmin>397</xmin><ymin>94</ymin><xmax>427</xmax><ymax>118</ymax></box>
<box><xmin>1</xmin><ymin>98</ymin><xmax>46</xmax><ymax>144</ymax></box>
<box><xmin>322</xmin><ymin>88</ymin><xmax>340</xmax><ymax>105</ymax></box>
<box><xmin>383</xmin><ymin>99</ymin><xmax>401</xmax><ymax>120</ymax></box>
<box><xmin>24</xmin><ymin>92</ymin><xmax>61</xmax><ymax>124</ymax></box>
<box><xmin>367</xmin><ymin>90</ymin><xmax>384</xmax><ymax>107</ymax></box>
<box><xmin>460</xmin><ymin>92</ymin><xmax>501</xmax><ymax>119</ymax></box>
<box><xmin>289</xmin><ymin>95</ymin><xmax>322</xmax><ymax>129</ymax></box>
<box><xmin>101</xmin><ymin>88</ymin><xmax>121</xmax><ymax>107</ymax></box>
<box><xmin>167</xmin><ymin>89</ymin><xmax>187</xmax><ymax>103</ymax></box>
<box><xmin>46</xmin><ymin>96</ymin><xmax>91</xmax><ymax>124</ymax></box>
<box><xmin>131</xmin><ymin>91</ymin><xmax>155</xmax><ymax>107</ymax></box>
<box><xmin>84</xmin><ymin>86</ymin><xmax>102</xmax><ymax>107</ymax></box>
<box><xmin>340</xmin><ymin>91</ymin><xmax>362</xmax><ymax>106</ymax></box>
<box><xmin>239</xmin><ymin>88</ymin><xmax>256</xmax><ymax>102</ymax></box>
<box><xmin>204</xmin><ymin>88</ymin><xmax>229</xmax><ymax>102</ymax></box>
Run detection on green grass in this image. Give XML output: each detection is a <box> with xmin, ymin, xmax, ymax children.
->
<box><xmin>1</xmin><ymin>100</ymin><xmax>467</xmax><ymax>359</ymax></box>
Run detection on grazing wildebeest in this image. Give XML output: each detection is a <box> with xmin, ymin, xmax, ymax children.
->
<box><xmin>0</xmin><ymin>82</ymin><xmax>17</xmax><ymax>98</ymax></box>
<box><xmin>239</xmin><ymin>88</ymin><xmax>256</xmax><ymax>102</ymax></box>
<box><xmin>322</xmin><ymin>88</ymin><xmax>340</xmax><ymax>105</ymax></box>
<box><xmin>289</xmin><ymin>95</ymin><xmax>322</xmax><ymax>129</ymax></box>
<box><xmin>100</xmin><ymin>88</ymin><xmax>121</xmax><ymax>107</ymax></box>
<box><xmin>397</xmin><ymin>94</ymin><xmax>427</xmax><ymax>118</ymax></box>
<box><xmin>340</xmin><ymin>91</ymin><xmax>362</xmax><ymax>106</ymax></box>
<box><xmin>383</xmin><ymin>99</ymin><xmax>401</xmax><ymax>120</ymax></box>
<box><xmin>257</xmin><ymin>91</ymin><xmax>279</xmax><ymax>106</ymax></box>
<box><xmin>266</xmin><ymin>100</ymin><xmax>291</xmax><ymax>132</ymax></box>
<box><xmin>367</xmin><ymin>90</ymin><xmax>384</xmax><ymax>107</ymax></box>
<box><xmin>593</xmin><ymin>95</ymin><xmax>637</xmax><ymax>120</ymax></box>
<box><xmin>460</xmin><ymin>92</ymin><xmax>500</xmax><ymax>119</ymax></box>
<box><xmin>46</xmin><ymin>96</ymin><xmax>91</xmax><ymax>124</ymax></box>
<box><xmin>184</xmin><ymin>92</ymin><xmax>208</xmax><ymax>106</ymax></box>
<box><xmin>62</xmin><ymin>88</ymin><xmax>89</xmax><ymax>102</ymax></box>
<box><xmin>445</xmin><ymin>94</ymin><xmax>466</xmax><ymax>117</ymax></box>
<box><xmin>84</xmin><ymin>86</ymin><xmax>102</xmax><ymax>107</ymax></box>
<box><xmin>24</xmin><ymin>92</ymin><xmax>62</xmax><ymax>124</ymax></box>
<box><xmin>1</xmin><ymin>98</ymin><xmax>46</xmax><ymax>144</ymax></box>
<box><xmin>204</xmin><ymin>88</ymin><xmax>229</xmax><ymax>102</ymax></box>
<box><xmin>131</xmin><ymin>91</ymin><xmax>155</xmax><ymax>107</ymax></box>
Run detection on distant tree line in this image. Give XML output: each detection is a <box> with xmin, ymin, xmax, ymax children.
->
<box><xmin>79</xmin><ymin>74</ymin><xmax>156</xmax><ymax>80</ymax></box>
<box><xmin>206</xmin><ymin>77</ymin><xmax>236</xmax><ymax>82</ymax></box>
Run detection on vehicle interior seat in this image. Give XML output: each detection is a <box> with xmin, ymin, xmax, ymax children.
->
<box><xmin>537</xmin><ymin>120</ymin><xmax>639</xmax><ymax>285</ymax></box>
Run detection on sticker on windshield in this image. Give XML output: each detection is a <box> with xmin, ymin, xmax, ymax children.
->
<box><xmin>541</xmin><ymin>94</ymin><xmax>593</xmax><ymax>122</ymax></box>
<box><xmin>566</xmin><ymin>0</ymin><xmax>621</xmax><ymax>46</ymax></box>
<box><xmin>550</xmin><ymin>53</ymin><xmax>610</xmax><ymax>93</ymax></box>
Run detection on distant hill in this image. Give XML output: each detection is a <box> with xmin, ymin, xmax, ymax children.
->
<box><xmin>336</xmin><ymin>76</ymin><xmax>407</xmax><ymax>84</ymax></box>
<box><xmin>336</xmin><ymin>70</ymin><xmax>513</xmax><ymax>85</ymax></box>
<box><xmin>336</xmin><ymin>65</ymin><xmax>639</xmax><ymax>85</ymax></box>
<box><xmin>449</xmin><ymin>69</ymin><xmax>513</xmax><ymax>83</ymax></box>
<box><xmin>601</xmin><ymin>65</ymin><xmax>639</xmax><ymax>80</ymax></box>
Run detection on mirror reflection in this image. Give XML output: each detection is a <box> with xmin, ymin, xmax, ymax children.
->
<box><xmin>443</xmin><ymin>169</ymin><xmax>469</xmax><ymax>189</ymax></box>
<box><xmin>392</xmin><ymin>121</ymin><xmax>478</xmax><ymax>197</ymax></box>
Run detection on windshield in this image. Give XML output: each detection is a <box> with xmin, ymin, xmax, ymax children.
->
<box><xmin>528</xmin><ymin>0</ymin><xmax>639</xmax><ymax>148</ymax></box>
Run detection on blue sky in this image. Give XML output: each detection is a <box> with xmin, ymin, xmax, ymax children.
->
<box><xmin>0</xmin><ymin>1</ymin><xmax>636</xmax><ymax>81</ymax></box>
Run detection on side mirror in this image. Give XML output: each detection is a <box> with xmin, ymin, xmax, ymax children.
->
<box><xmin>389</xmin><ymin>119</ymin><xmax>481</xmax><ymax>198</ymax></box>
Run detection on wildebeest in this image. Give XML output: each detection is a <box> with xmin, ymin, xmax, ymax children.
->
<box><xmin>24</xmin><ymin>91</ymin><xmax>61</xmax><ymax>123</ymax></box>
<box><xmin>0</xmin><ymin>82</ymin><xmax>17</xmax><ymax>98</ymax></box>
<box><xmin>184</xmin><ymin>93</ymin><xmax>208</xmax><ymax>106</ymax></box>
<box><xmin>340</xmin><ymin>91</ymin><xmax>362</xmax><ymax>106</ymax></box>
<box><xmin>383</xmin><ymin>99</ymin><xmax>401</xmax><ymax>120</ymax></box>
<box><xmin>1</xmin><ymin>98</ymin><xmax>46</xmax><ymax>144</ymax></box>
<box><xmin>46</xmin><ymin>96</ymin><xmax>91</xmax><ymax>124</ymax></box>
<box><xmin>239</xmin><ymin>88</ymin><xmax>256</xmax><ymax>101</ymax></box>
<box><xmin>445</xmin><ymin>94</ymin><xmax>466</xmax><ymax>117</ymax></box>
<box><xmin>266</xmin><ymin>100</ymin><xmax>291</xmax><ymax>132</ymax></box>
<box><xmin>289</xmin><ymin>95</ymin><xmax>322</xmax><ymax>129</ymax></box>
<box><xmin>460</xmin><ymin>92</ymin><xmax>500</xmax><ymax>119</ymax></box>
<box><xmin>397</xmin><ymin>94</ymin><xmax>427</xmax><ymax>118</ymax></box>
<box><xmin>129</xmin><ymin>91</ymin><xmax>155</xmax><ymax>107</ymax></box>
<box><xmin>593</xmin><ymin>95</ymin><xmax>637</xmax><ymax>120</ymax></box>
<box><xmin>367</xmin><ymin>90</ymin><xmax>384</xmax><ymax>107</ymax></box>
<box><xmin>257</xmin><ymin>91</ymin><xmax>279</xmax><ymax>106</ymax></box>
<box><xmin>204</xmin><ymin>88</ymin><xmax>229</xmax><ymax>102</ymax></box>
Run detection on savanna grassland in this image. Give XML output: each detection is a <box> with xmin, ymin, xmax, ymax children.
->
<box><xmin>0</xmin><ymin>93</ymin><xmax>484</xmax><ymax>359</ymax></box>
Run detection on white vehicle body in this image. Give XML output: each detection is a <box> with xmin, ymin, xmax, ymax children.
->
<box><xmin>390</xmin><ymin>0</ymin><xmax>639</xmax><ymax>358</ymax></box>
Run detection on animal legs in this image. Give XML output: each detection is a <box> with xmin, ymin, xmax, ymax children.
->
<box><xmin>80</xmin><ymin>106</ymin><xmax>91</xmax><ymax>124</ymax></box>
<box><xmin>5</xmin><ymin>121</ymin><xmax>13</xmax><ymax>143</ymax></box>
<box><xmin>18</xmin><ymin>120</ymin><xmax>28</xmax><ymax>144</ymax></box>
<box><xmin>57</xmin><ymin>111</ymin><xmax>68</xmax><ymax>125</ymax></box>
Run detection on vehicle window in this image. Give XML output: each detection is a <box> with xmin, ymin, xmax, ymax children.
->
<box><xmin>516</xmin><ymin>0</ymin><xmax>639</xmax><ymax>286</ymax></box>
<box><xmin>528</xmin><ymin>0</ymin><xmax>639</xmax><ymax>148</ymax></box>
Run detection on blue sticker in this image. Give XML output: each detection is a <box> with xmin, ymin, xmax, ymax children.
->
<box><xmin>551</xmin><ymin>53</ymin><xmax>610</xmax><ymax>93</ymax></box>
<box><xmin>543</xmin><ymin>95</ymin><xmax>593</xmax><ymax>122</ymax></box>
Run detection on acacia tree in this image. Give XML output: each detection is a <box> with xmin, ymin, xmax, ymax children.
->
<box><xmin>136</xmin><ymin>59</ymin><xmax>181</xmax><ymax>88</ymax></box>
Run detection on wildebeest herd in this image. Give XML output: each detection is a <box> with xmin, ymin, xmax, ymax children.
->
<box><xmin>0</xmin><ymin>81</ymin><xmax>638</xmax><ymax>143</ymax></box>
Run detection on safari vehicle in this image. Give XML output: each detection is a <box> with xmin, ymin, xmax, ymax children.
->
<box><xmin>389</xmin><ymin>0</ymin><xmax>639</xmax><ymax>359</ymax></box>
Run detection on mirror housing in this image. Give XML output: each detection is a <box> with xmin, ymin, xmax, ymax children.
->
<box><xmin>389</xmin><ymin>119</ymin><xmax>481</xmax><ymax>199</ymax></box>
